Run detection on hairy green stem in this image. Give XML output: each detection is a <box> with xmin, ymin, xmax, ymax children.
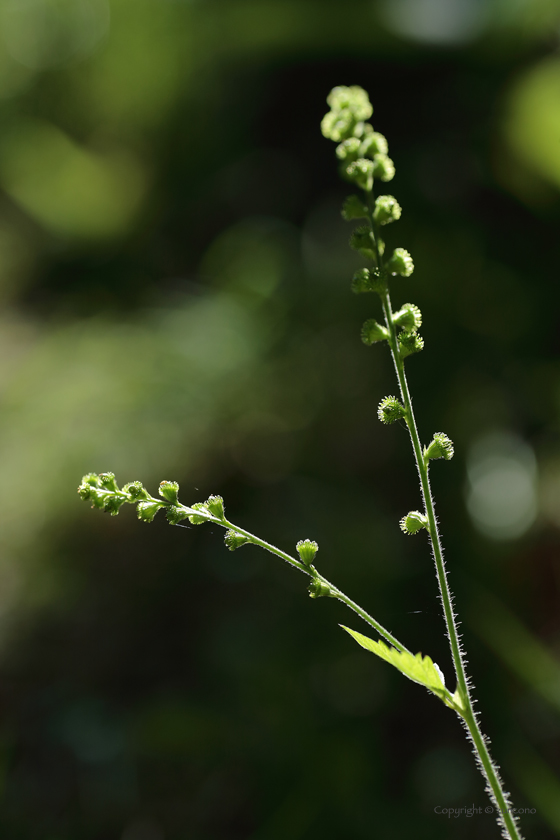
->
<box><xmin>364</xmin><ymin>191</ymin><xmax>522</xmax><ymax>840</ymax></box>
<box><xmin>221</xmin><ymin>517</ymin><xmax>412</xmax><ymax>655</ymax></box>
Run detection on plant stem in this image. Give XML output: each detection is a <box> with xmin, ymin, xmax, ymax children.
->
<box><xmin>365</xmin><ymin>192</ymin><xmax>523</xmax><ymax>840</ymax></box>
<box><xmin>221</xmin><ymin>517</ymin><xmax>412</xmax><ymax>655</ymax></box>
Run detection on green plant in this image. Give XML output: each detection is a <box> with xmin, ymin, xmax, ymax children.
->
<box><xmin>78</xmin><ymin>86</ymin><xmax>523</xmax><ymax>840</ymax></box>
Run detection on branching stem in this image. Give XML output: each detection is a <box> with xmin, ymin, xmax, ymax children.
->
<box><xmin>220</xmin><ymin>518</ymin><xmax>412</xmax><ymax>654</ymax></box>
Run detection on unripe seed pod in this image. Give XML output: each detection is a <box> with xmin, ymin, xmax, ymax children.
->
<box><xmin>206</xmin><ymin>495</ymin><xmax>225</xmax><ymax>519</ymax></box>
<box><xmin>398</xmin><ymin>329</ymin><xmax>424</xmax><ymax>359</ymax></box>
<box><xmin>377</xmin><ymin>396</ymin><xmax>406</xmax><ymax>424</ymax></box>
<box><xmin>159</xmin><ymin>480</ymin><xmax>179</xmax><ymax>504</ymax></box>
<box><xmin>103</xmin><ymin>496</ymin><xmax>125</xmax><ymax>516</ymax></box>
<box><xmin>393</xmin><ymin>303</ymin><xmax>422</xmax><ymax>332</ymax></box>
<box><xmin>424</xmin><ymin>433</ymin><xmax>454</xmax><ymax>461</ymax></box>
<box><xmin>360</xmin><ymin>131</ymin><xmax>388</xmax><ymax>158</ymax></box>
<box><xmin>99</xmin><ymin>472</ymin><xmax>119</xmax><ymax>492</ymax></box>
<box><xmin>123</xmin><ymin>481</ymin><xmax>149</xmax><ymax>501</ymax></box>
<box><xmin>386</xmin><ymin>248</ymin><xmax>414</xmax><ymax>277</ymax></box>
<box><xmin>296</xmin><ymin>539</ymin><xmax>319</xmax><ymax>565</ymax></box>
<box><xmin>349</xmin><ymin>225</ymin><xmax>375</xmax><ymax>260</ymax></box>
<box><xmin>166</xmin><ymin>505</ymin><xmax>190</xmax><ymax>525</ymax></box>
<box><xmin>78</xmin><ymin>473</ymin><xmax>101</xmax><ymax>501</ymax></box>
<box><xmin>361</xmin><ymin>319</ymin><xmax>389</xmax><ymax>345</ymax></box>
<box><xmin>137</xmin><ymin>501</ymin><xmax>164</xmax><ymax>523</ymax></box>
<box><xmin>345</xmin><ymin>158</ymin><xmax>374</xmax><ymax>190</ymax></box>
<box><xmin>371</xmin><ymin>153</ymin><xmax>395</xmax><ymax>182</ymax></box>
<box><xmin>326</xmin><ymin>85</ymin><xmax>373</xmax><ymax>121</ymax></box>
<box><xmin>308</xmin><ymin>579</ymin><xmax>338</xmax><ymax>598</ymax></box>
<box><xmin>321</xmin><ymin>109</ymin><xmax>355</xmax><ymax>142</ymax></box>
<box><xmin>224</xmin><ymin>530</ymin><xmax>250</xmax><ymax>551</ymax></box>
<box><xmin>399</xmin><ymin>510</ymin><xmax>428</xmax><ymax>535</ymax></box>
<box><xmin>373</xmin><ymin>195</ymin><xmax>401</xmax><ymax>226</ymax></box>
<box><xmin>336</xmin><ymin>137</ymin><xmax>361</xmax><ymax>161</ymax></box>
<box><xmin>342</xmin><ymin>194</ymin><xmax>368</xmax><ymax>221</ymax></box>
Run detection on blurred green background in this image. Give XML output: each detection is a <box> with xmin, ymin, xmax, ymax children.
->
<box><xmin>1</xmin><ymin>0</ymin><xmax>560</xmax><ymax>838</ymax></box>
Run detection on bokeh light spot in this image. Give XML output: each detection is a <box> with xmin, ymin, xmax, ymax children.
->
<box><xmin>466</xmin><ymin>431</ymin><xmax>537</xmax><ymax>540</ymax></box>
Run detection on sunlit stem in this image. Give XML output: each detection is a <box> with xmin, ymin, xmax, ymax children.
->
<box><xmin>364</xmin><ymin>188</ymin><xmax>523</xmax><ymax>840</ymax></box>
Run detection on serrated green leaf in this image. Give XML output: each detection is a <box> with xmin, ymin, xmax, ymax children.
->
<box><xmin>340</xmin><ymin>625</ymin><xmax>455</xmax><ymax>707</ymax></box>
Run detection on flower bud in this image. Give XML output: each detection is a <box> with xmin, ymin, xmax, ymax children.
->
<box><xmin>386</xmin><ymin>248</ymin><xmax>414</xmax><ymax>277</ymax></box>
<box><xmin>308</xmin><ymin>579</ymin><xmax>338</xmax><ymax>599</ymax></box>
<box><xmin>361</xmin><ymin>319</ymin><xmax>389</xmax><ymax>345</ymax></box>
<box><xmin>336</xmin><ymin>137</ymin><xmax>361</xmax><ymax>161</ymax></box>
<box><xmin>327</xmin><ymin>86</ymin><xmax>373</xmax><ymax>119</ymax></box>
<box><xmin>321</xmin><ymin>109</ymin><xmax>355</xmax><ymax>142</ymax></box>
<box><xmin>349</xmin><ymin>225</ymin><xmax>375</xmax><ymax>260</ymax></box>
<box><xmin>99</xmin><ymin>472</ymin><xmax>119</xmax><ymax>492</ymax></box>
<box><xmin>341</xmin><ymin>195</ymin><xmax>368</xmax><ymax>221</ymax></box>
<box><xmin>159</xmin><ymin>480</ymin><xmax>179</xmax><ymax>504</ymax></box>
<box><xmin>360</xmin><ymin>131</ymin><xmax>388</xmax><ymax>158</ymax></box>
<box><xmin>352</xmin><ymin>121</ymin><xmax>373</xmax><ymax>139</ymax></box>
<box><xmin>398</xmin><ymin>329</ymin><xmax>424</xmax><ymax>359</ymax></box>
<box><xmin>424</xmin><ymin>433</ymin><xmax>454</xmax><ymax>462</ymax></box>
<box><xmin>296</xmin><ymin>539</ymin><xmax>318</xmax><ymax>565</ymax></box>
<box><xmin>393</xmin><ymin>303</ymin><xmax>422</xmax><ymax>332</ymax></box>
<box><xmin>188</xmin><ymin>502</ymin><xmax>210</xmax><ymax>525</ymax></box>
<box><xmin>351</xmin><ymin>267</ymin><xmax>384</xmax><ymax>294</ymax></box>
<box><xmin>78</xmin><ymin>473</ymin><xmax>102</xmax><ymax>501</ymax></box>
<box><xmin>345</xmin><ymin>158</ymin><xmax>374</xmax><ymax>190</ymax></box>
<box><xmin>103</xmin><ymin>496</ymin><xmax>125</xmax><ymax>516</ymax></box>
<box><xmin>373</xmin><ymin>195</ymin><xmax>401</xmax><ymax>226</ymax></box>
<box><xmin>206</xmin><ymin>495</ymin><xmax>225</xmax><ymax>519</ymax></box>
<box><xmin>399</xmin><ymin>510</ymin><xmax>428</xmax><ymax>535</ymax></box>
<box><xmin>123</xmin><ymin>481</ymin><xmax>149</xmax><ymax>501</ymax></box>
<box><xmin>137</xmin><ymin>501</ymin><xmax>164</xmax><ymax>523</ymax></box>
<box><xmin>371</xmin><ymin>154</ymin><xmax>395</xmax><ymax>182</ymax></box>
<box><xmin>166</xmin><ymin>505</ymin><xmax>190</xmax><ymax>525</ymax></box>
<box><xmin>377</xmin><ymin>396</ymin><xmax>406</xmax><ymax>424</ymax></box>
<box><xmin>224</xmin><ymin>530</ymin><xmax>250</xmax><ymax>551</ymax></box>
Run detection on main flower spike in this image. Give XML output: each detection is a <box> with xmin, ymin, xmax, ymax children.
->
<box><xmin>323</xmin><ymin>86</ymin><xmax>523</xmax><ymax>840</ymax></box>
